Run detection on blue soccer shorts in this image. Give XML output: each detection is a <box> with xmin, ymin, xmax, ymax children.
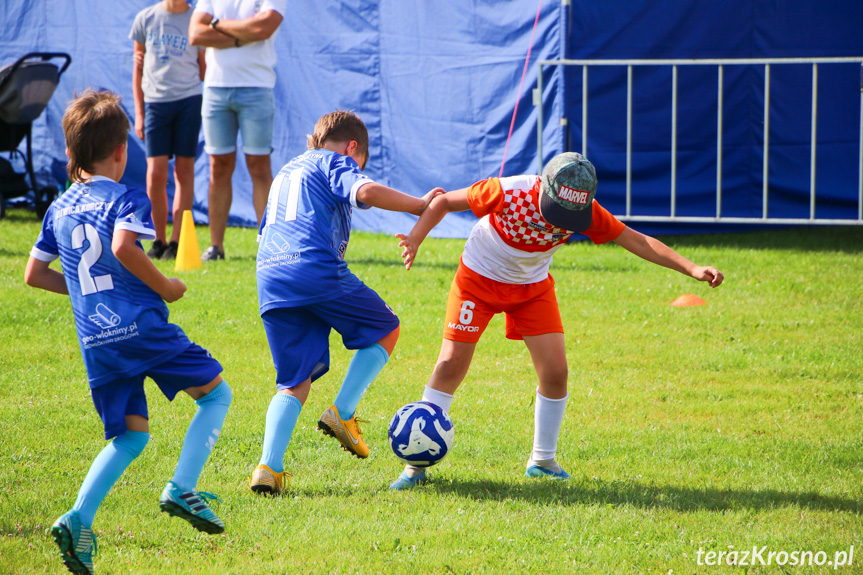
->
<box><xmin>261</xmin><ymin>285</ymin><xmax>400</xmax><ymax>391</ymax></box>
<box><xmin>90</xmin><ymin>343</ymin><xmax>223</xmax><ymax>440</ymax></box>
<box><xmin>144</xmin><ymin>94</ymin><xmax>203</xmax><ymax>158</ymax></box>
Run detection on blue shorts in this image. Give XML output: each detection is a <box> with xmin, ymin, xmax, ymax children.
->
<box><xmin>143</xmin><ymin>95</ymin><xmax>203</xmax><ymax>158</ymax></box>
<box><xmin>90</xmin><ymin>343</ymin><xmax>223</xmax><ymax>440</ymax></box>
<box><xmin>201</xmin><ymin>86</ymin><xmax>274</xmax><ymax>156</ymax></box>
<box><xmin>262</xmin><ymin>286</ymin><xmax>400</xmax><ymax>390</ymax></box>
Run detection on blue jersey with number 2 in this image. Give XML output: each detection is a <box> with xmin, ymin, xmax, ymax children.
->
<box><xmin>30</xmin><ymin>177</ymin><xmax>192</xmax><ymax>388</ymax></box>
<box><xmin>256</xmin><ymin>150</ymin><xmax>373</xmax><ymax>313</ymax></box>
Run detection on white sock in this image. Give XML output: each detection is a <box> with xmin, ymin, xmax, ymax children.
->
<box><xmin>421</xmin><ymin>385</ymin><xmax>454</xmax><ymax>414</ymax></box>
<box><xmin>531</xmin><ymin>388</ymin><xmax>568</xmax><ymax>462</ymax></box>
<box><xmin>402</xmin><ymin>387</ymin><xmax>455</xmax><ymax>479</ymax></box>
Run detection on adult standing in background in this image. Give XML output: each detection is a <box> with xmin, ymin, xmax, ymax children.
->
<box><xmin>190</xmin><ymin>0</ymin><xmax>286</xmax><ymax>261</ymax></box>
<box><xmin>131</xmin><ymin>0</ymin><xmax>205</xmax><ymax>260</ymax></box>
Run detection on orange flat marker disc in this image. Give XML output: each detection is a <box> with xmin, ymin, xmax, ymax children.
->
<box><xmin>671</xmin><ymin>294</ymin><xmax>706</xmax><ymax>307</ymax></box>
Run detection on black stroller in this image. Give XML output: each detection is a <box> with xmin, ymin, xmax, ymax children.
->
<box><xmin>0</xmin><ymin>52</ymin><xmax>71</xmax><ymax>219</ymax></box>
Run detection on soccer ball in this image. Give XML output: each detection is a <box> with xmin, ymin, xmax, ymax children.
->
<box><xmin>388</xmin><ymin>401</ymin><xmax>455</xmax><ymax>467</ymax></box>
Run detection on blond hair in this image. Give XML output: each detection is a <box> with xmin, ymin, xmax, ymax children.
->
<box><xmin>306</xmin><ymin>110</ymin><xmax>368</xmax><ymax>159</ymax></box>
<box><xmin>62</xmin><ymin>89</ymin><xmax>130</xmax><ymax>183</ymax></box>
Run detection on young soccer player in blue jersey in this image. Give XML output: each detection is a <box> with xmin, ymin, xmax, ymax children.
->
<box><xmin>25</xmin><ymin>89</ymin><xmax>232</xmax><ymax>575</ymax></box>
<box><xmin>250</xmin><ymin>110</ymin><xmax>442</xmax><ymax>494</ymax></box>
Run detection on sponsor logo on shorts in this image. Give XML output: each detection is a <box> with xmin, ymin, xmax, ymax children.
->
<box><xmin>448</xmin><ymin>322</ymin><xmax>480</xmax><ymax>332</ymax></box>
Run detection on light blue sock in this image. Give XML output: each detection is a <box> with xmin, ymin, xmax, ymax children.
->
<box><xmin>333</xmin><ymin>343</ymin><xmax>389</xmax><ymax>420</ymax></box>
<box><xmin>73</xmin><ymin>430</ymin><xmax>149</xmax><ymax>527</ymax></box>
<box><xmin>171</xmin><ymin>381</ymin><xmax>232</xmax><ymax>492</ymax></box>
<box><xmin>259</xmin><ymin>393</ymin><xmax>302</xmax><ymax>473</ymax></box>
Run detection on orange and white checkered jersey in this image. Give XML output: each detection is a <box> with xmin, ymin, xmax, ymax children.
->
<box><xmin>462</xmin><ymin>175</ymin><xmax>625</xmax><ymax>284</ymax></box>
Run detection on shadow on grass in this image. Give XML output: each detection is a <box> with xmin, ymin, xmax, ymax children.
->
<box><xmin>657</xmin><ymin>226</ymin><xmax>863</xmax><ymax>254</ymax></box>
<box><xmin>424</xmin><ymin>478</ymin><xmax>862</xmax><ymax>513</ymax></box>
<box><xmin>349</xmin><ymin>257</ymin><xmax>460</xmax><ymax>271</ymax></box>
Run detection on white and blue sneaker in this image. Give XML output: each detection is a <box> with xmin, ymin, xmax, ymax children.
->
<box><xmin>389</xmin><ymin>468</ymin><xmax>427</xmax><ymax>490</ymax></box>
<box><xmin>525</xmin><ymin>458</ymin><xmax>571</xmax><ymax>480</ymax></box>
<box><xmin>51</xmin><ymin>510</ymin><xmax>96</xmax><ymax>575</ymax></box>
<box><xmin>159</xmin><ymin>481</ymin><xmax>225</xmax><ymax>534</ymax></box>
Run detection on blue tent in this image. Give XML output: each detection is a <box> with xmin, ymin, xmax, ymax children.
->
<box><xmin>2</xmin><ymin>1</ymin><xmax>861</xmax><ymax>237</ymax></box>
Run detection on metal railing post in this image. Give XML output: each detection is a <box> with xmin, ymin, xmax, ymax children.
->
<box><xmin>717</xmin><ymin>65</ymin><xmax>724</xmax><ymax>218</ymax></box>
<box><xmin>671</xmin><ymin>65</ymin><xmax>678</xmax><ymax>218</ymax></box>
<box><xmin>763</xmin><ymin>64</ymin><xmax>771</xmax><ymax>220</ymax></box>
<box><xmin>810</xmin><ymin>63</ymin><xmax>818</xmax><ymax>220</ymax></box>
<box><xmin>626</xmin><ymin>65</ymin><xmax>633</xmax><ymax>217</ymax></box>
<box><xmin>582</xmin><ymin>65</ymin><xmax>588</xmax><ymax>155</ymax></box>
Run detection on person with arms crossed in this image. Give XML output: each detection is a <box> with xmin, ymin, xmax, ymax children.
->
<box><xmin>189</xmin><ymin>0</ymin><xmax>286</xmax><ymax>261</ymax></box>
<box><xmin>131</xmin><ymin>0</ymin><xmax>206</xmax><ymax>260</ymax></box>
<box><xmin>250</xmin><ymin>110</ymin><xmax>442</xmax><ymax>495</ymax></box>
<box><xmin>25</xmin><ymin>90</ymin><xmax>232</xmax><ymax>575</ymax></box>
<box><xmin>390</xmin><ymin>152</ymin><xmax>724</xmax><ymax>489</ymax></box>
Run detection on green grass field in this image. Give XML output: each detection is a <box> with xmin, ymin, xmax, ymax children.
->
<box><xmin>1</xmin><ymin>207</ymin><xmax>861</xmax><ymax>574</ymax></box>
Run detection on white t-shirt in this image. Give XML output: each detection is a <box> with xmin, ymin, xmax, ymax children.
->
<box><xmin>460</xmin><ymin>175</ymin><xmax>625</xmax><ymax>284</ymax></box>
<box><xmin>194</xmin><ymin>0</ymin><xmax>287</xmax><ymax>88</ymax></box>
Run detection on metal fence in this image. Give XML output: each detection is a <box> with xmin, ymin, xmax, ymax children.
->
<box><xmin>535</xmin><ymin>57</ymin><xmax>863</xmax><ymax>225</ymax></box>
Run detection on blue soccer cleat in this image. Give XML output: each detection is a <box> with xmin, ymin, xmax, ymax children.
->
<box><xmin>389</xmin><ymin>469</ymin><xmax>427</xmax><ymax>490</ymax></box>
<box><xmin>525</xmin><ymin>458</ymin><xmax>571</xmax><ymax>480</ymax></box>
<box><xmin>159</xmin><ymin>481</ymin><xmax>225</xmax><ymax>534</ymax></box>
<box><xmin>51</xmin><ymin>510</ymin><xmax>97</xmax><ymax>575</ymax></box>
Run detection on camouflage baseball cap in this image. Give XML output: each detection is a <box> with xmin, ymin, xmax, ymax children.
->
<box><xmin>538</xmin><ymin>152</ymin><xmax>597</xmax><ymax>232</ymax></box>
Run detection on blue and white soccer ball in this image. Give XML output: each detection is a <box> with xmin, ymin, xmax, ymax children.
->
<box><xmin>388</xmin><ymin>401</ymin><xmax>455</xmax><ymax>467</ymax></box>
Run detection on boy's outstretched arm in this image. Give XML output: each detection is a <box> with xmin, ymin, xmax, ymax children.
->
<box><xmin>613</xmin><ymin>226</ymin><xmax>724</xmax><ymax>287</ymax></box>
<box><xmin>356</xmin><ymin>183</ymin><xmax>444</xmax><ymax>216</ymax></box>
<box><xmin>396</xmin><ymin>188</ymin><xmax>471</xmax><ymax>270</ymax></box>
<box><xmin>112</xmin><ymin>230</ymin><xmax>187</xmax><ymax>302</ymax></box>
<box><xmin>25</xmin><ymin>257</ymin><xmax>68</xmax><ymax>295</ymax></box>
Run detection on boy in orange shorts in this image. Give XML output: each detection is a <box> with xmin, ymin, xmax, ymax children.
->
<box><xmin>390</xmin><ymin>152</ymin><xmax>724</xmax><ymax>489</ymax></box>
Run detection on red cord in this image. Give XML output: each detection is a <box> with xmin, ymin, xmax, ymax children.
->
<box><xmin>500</xmin><ymin>0</ymin><xmax>544</xmax><ymax>178</ymax></box>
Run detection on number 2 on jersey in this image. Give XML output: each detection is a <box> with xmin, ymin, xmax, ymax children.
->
<box><xmin>71</xmin><ymin>222</ymin><xmax>114</xmax><ymax>295</ymax></box>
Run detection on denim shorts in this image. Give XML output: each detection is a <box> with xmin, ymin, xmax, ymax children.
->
<box><xmin>201</xmin><ymin>86</ymin><xmax>275</xmax><ymax>156</ymax></box>
<box><xmin>90</xmin><ymin>342</ymin><xmax>223</xmax><ymax>439</ymax></box>
<box><xmin>143</xmin><ymin>94</ymin><xmax>203</xmax><ymax>158</ymax></box>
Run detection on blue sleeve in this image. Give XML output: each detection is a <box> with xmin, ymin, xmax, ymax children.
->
<box><xmin>115</xmin><ymin>187</ymin><xmax>157</xmax><ymax>241</ymax></box>
<box><xmin>31</xmin><ymin>205</ymin><xmax>59</xmax><ymax>261</ymax></box>
<box><xmin>327</xmin><ymin>155</ymin><xmax>373</xmax><ymax>210</ymax></box>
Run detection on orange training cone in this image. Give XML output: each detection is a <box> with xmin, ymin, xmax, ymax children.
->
<box><xmin>671</xmin><ymin>294</ymin><xmax>706</xmax><ymax>307</ymax></box>
<box><xmin>175</xmin><ymin>210</ymin><xmax>202</xmax><ymax>272</ymax></box>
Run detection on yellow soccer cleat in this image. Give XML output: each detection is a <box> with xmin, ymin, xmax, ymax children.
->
<box><xmin>249</xmin><ymin>464</ymin><xmax>288</xmax><ymax>495</ymax></box>
<box><xmin>317</xmin><ymin>405</ymin><xmax>370</xmax><ymax>459</ymax></box>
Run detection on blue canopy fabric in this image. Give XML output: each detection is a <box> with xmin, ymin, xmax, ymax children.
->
<box><xmin>2</xmin><ymin>1</ymin><xmax>860</xmax><ymax>238</ymax></box>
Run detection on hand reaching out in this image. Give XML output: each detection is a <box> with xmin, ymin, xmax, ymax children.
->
<box><xmin>692</xmin><ymin>266</ymin><xmax>724</xmax><ymax>288</ymax></box>
<box><xmin>395</xmin><ymin>233</ymin><xmax>419</xmax><ymax>270</ymax></box>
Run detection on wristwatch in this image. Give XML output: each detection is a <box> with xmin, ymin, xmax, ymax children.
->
<box><xmin>209</xmin><ymin>18</ymin><xmax>220</xmax><ymax>30</ymax></box>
